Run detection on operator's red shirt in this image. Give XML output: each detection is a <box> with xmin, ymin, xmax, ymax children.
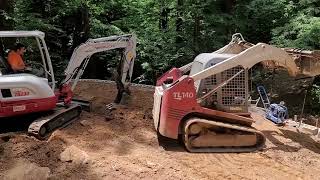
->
<box><xmin>7</xmin><ymin>51</ymin><xmax>25</xmax><ymax>71</ymax></box>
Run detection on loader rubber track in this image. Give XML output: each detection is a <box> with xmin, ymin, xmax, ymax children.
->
<box><xmin>28</xmin><ymin>104</ymin><xmax>82</xmax><ymax>140</ymax></box>
<box><xmin>183</xmin><ymin>118</ymin><xmax>266</xmax><ymax>153</ymax></box>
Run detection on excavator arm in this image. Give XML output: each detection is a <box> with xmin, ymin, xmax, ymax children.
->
<box><xmin>59</xmin><ymin>34</ymin><xmax>137</xmax><ymax>104</ymax></box>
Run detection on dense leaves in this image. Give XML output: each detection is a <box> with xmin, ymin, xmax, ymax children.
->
<box><xmin>0</xmin><ymin>0</ymin><xmax>319</xmax><ymax>83</ymax></box>
<box><xmin>0</xmin><ymin>0</ymin><xmax>320</xmax><ymax>114</ymax></box>
<box><xmin>0</xmin><ymin>0</ymin><xmax>318</xmax><ymax>83</ymax></box>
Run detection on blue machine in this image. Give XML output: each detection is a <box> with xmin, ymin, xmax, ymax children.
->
<box><xmin>266</xmin><ymin>103</ymin><xmax>288</xmax><ymax>124</ymax></box>
<box><xmin>257</xmin><ymin>86</ymin><xmax>288</xmax><ymax>124</ymax></box>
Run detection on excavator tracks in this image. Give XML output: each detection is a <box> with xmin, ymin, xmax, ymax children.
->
<box><xmin>183</xmin><ymin>118</ymin><xmax>266</xmax><ymax>153</ymax></box>
<box><xmin>28</xmin><ymin>104</ymin><xmax>82</xmax><ymax>140</ymax></box>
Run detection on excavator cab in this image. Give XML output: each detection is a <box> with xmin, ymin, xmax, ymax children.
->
<box><xmin>0</xmin><ymin>31</ymin><xmax>56</xmax><ymax>89</ymax></box>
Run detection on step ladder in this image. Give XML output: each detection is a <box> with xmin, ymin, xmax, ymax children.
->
<box><xmin>257</xmin><ymin>86</ymin><xmax>271</xmax><ymax>109</ymax></box>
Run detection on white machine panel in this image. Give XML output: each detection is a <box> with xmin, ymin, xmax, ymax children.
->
<box><xmin>0</xmin><ymin>74</ymin><xmax>54</xmax><ymax>101</ymax></box>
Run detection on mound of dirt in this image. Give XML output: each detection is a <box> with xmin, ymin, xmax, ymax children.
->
<box><xmin>60</xmin><ymin>145</ymin><xmax>90</xmax><ymax>165</ymax></box>
<box><xmin>74</xmin><ymin>80</ymin><xmax>154</xmax><ymax>114</ymax></box>
<box><xmin>4</xmin><ymin>159</ymin><xmax>50</xmax><ymax>180</ymax></box>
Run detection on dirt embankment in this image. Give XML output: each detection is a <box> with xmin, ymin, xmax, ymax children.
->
<box><xmin>1</xmin><ymin>80</ymin><xmax>320</xmax><ymax>179</ymax></box>
<box><xmin>74</xmin><ymin>80</ymin><xmax>154</xmax><ymax>114</ymax></box>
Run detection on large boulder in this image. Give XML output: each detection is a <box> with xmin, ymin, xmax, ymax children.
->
<box><xmin>60</xmin><ymin>145</ymin><xmax>89</xmax><ymax>165</ymax></box>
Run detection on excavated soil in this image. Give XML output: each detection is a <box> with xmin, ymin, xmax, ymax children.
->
<box><xmin>1</xmin><ymin>80</ymin><xmax>320</xmax><ymax>179</ymax></box>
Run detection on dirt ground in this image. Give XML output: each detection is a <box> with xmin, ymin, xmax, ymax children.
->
<box><xmin>1</xmin><ymin>80</ymin><xmax>320</xmax><ymax>180</ymax></box>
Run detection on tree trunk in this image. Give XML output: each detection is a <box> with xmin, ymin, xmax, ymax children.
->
<box><xmin>176</xmin><ymin>0</ymin><xmax>184</xmax><ymax>44</ymax></box>
<box><xmin>222</xmin><ymin>0</ymin><xmax>236</xmax><ymax>14</ymax></box>
<box><xmin>72</xmin><ymin>5</ymin><xmax>90</xmax><ymax>49</ymax></box>
<box><xmin>159</xmin><ymin>0</ymin><xmax>169</xmax><ymax>31</ymax></box>
<box><xmin>0</xmin><ymin>0</ymin><xmax>13</xmax><ymax>30</ymax></box>
<box><xmin>0</xmin><ymin>0</ymin><xmax>14</xmax><ymax>55</ymax></box>
<box><xmin>71</xmin><ymin>5</ymin><xmax>95</xmax><ymax>78</ymax></box>
<box><xmin>193</xmin><ymin>15</ymin><xmax>201</xmax><ymax>54</ymax></box>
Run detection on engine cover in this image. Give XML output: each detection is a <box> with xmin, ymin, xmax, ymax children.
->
<box><xmin>0</xmin><ymin>74</ymin><xmax>57</xmax><ymax>117</ymax></box>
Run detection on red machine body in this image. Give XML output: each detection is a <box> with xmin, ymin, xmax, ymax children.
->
<box><xmin>0</xmin><ymin>96</ymin><xmax>57</xmax><ymax>117</ymax></box>
<box><xmin>154</xmin><ymin>76</ymin><xmax>254</xmax><ymax>139</ymax></box>
<box><xmin>156</xmin><ymin>68</ymin><xmax>183</xmax><ymax>86</ymax></box>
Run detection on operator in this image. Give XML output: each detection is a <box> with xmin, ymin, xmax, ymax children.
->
<box><xmin>7</xmin><ymin>43</ymin><xmax>43</xmax><ymax>76</ymax></box>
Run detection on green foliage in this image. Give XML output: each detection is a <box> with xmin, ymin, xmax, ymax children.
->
<box><xmin>310</xmin><ymin>85</ymin><xmax>320</xmax><ymax>114</ymax></box>
<box><xmin>1</xmin><ymin>0</ymin><xmax>319</xmax><ymax>84</ymax></box>
<box><xmin>271</xmin><ymin>0</ymin><xmax>320</xmax><ymax>49</ymax></box>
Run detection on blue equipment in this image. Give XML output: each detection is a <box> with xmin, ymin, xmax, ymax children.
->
<box><xmin>266</xmin><ymin>104</ymin><xmax>288</xmax><ymax>124</ymax></box>
<box><xmin>257</xmin><ymin>86</ymin><xmax>288</xmax><ymax>124</ymax></box>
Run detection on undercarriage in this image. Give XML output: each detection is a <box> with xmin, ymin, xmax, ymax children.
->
<box><xmin>183</xmin><ymin>118</ymin><xmax>266</xmax><ymax>153</ymax></box>
<box><xmin>28</xmin><ymin>104</ymin><xmax>82</xmax><ymax>139</ymax></box>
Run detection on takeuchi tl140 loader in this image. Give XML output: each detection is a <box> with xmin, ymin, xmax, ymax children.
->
<box><xmin>153</xmin><ymin>33</ymin><xmax>320</xmax><ymax>153</ymax></box>
<box><xmin>0</xmin><ymin>31</ymin><xmax>136</xmax><ymax>139</ymax></box>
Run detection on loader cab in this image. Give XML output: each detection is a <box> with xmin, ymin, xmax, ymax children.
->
<box><xmin>190</xmin><ymin>53</ymin><xmax>249</xmax><ymax>113</ymax></box>
<box><xmin>0</xmin><ymin>31</ymin><xmax>56</xmax><ymax>90</ymax></box>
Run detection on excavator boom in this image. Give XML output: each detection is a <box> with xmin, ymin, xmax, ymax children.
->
<box><xmin>62</xmin><ymin>34</ymin><xmax>137</xmax><ymax>91</ymax></box>
<box><xmin>58</xmin><ymin>34</ymin><xmax>137</xmax><ymax>105</ymax></box>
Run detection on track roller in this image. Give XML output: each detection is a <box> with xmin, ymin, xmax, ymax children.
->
<box><xmin>28</xmin><ymin>104</ymin><xmax>82</xmax><ymax>140</ymax></box>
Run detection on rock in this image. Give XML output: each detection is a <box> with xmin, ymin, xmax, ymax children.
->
<box><xmin>146</xmin><ymin>161</ymin><xmax>156</xmax><ymax>168</ymax></box>
<box><xmin>60</xmin><ymin>145</ymin><xmax>89</xmax><ymax>164</ymax></box>
<box><xmin>105</xmin><ymin>115</ymin><xmax>114</xmax><ymax>121</ymax></box>
<box><xmin>4</xmin><ymin>160</ymin><xmax>50</xmax><ymax>180</ymax></box>
<box><xmin>80</xmin><ymin>120</ymin><xmax>91</xmax><ymax>126</ymax></box>
<box><xmin>111</xmin><ymin>165</ymin><xmax>119</xmax><ymax>171</ymax></box>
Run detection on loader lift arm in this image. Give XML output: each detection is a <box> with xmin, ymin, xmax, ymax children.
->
<box><xmin>215</xmin><ymin>33</ymin><xmax>320</xmax><ymax>77</ymax></box>
<box><xmin>159</xmin><ymin>33</ymin><xmax>320</xmax><ymax>87</ymax></box>
<box><xmin>59</xmin><ymin>34</ymin><xmax>137</xmax><ymax>104</ymax></box>
<box><xmin>191</xmin><ymin>43</ymin><xmax>299</xmax><ymax>82</ymax></box>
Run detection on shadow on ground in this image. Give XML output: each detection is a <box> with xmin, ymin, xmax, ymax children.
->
<box><xmin>263</xmin><ymin>130</ymin><xmax>300</xmax><ymax>152</ymax></box>
<box><xmin>0</xmin><ymin>113</ymin><xmax>44</xmax><ymax>133</ymax></box>
<box><xmin>157</xmin><ymin>133</ymin><xmax>185</xmax><ymax>152</ymax></box>
<box><xmin>280</xmin><ymin>129</ymin><xmax>320</xmax><ymax>154</ymax></box>
<box><xmin>263</xmin><ymin>129</ymin><xmax>320</xmax><ymax>154</ymax></box>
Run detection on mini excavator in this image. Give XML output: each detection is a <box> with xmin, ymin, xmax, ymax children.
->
<box><xmin>0</xmin><ymin>31</ymin><xmax>136</xmax><ymax>139</ymax></box>
<box><xmin>153</xmin><ymin>33</ymin><xmax>320</xmax><ymax>153</ymax></box>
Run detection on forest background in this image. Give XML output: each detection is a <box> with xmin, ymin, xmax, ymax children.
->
<box><xmin>0</xmin><ymin>0</ymin><xmax>319</xmax><ymax>114</ymax></box>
